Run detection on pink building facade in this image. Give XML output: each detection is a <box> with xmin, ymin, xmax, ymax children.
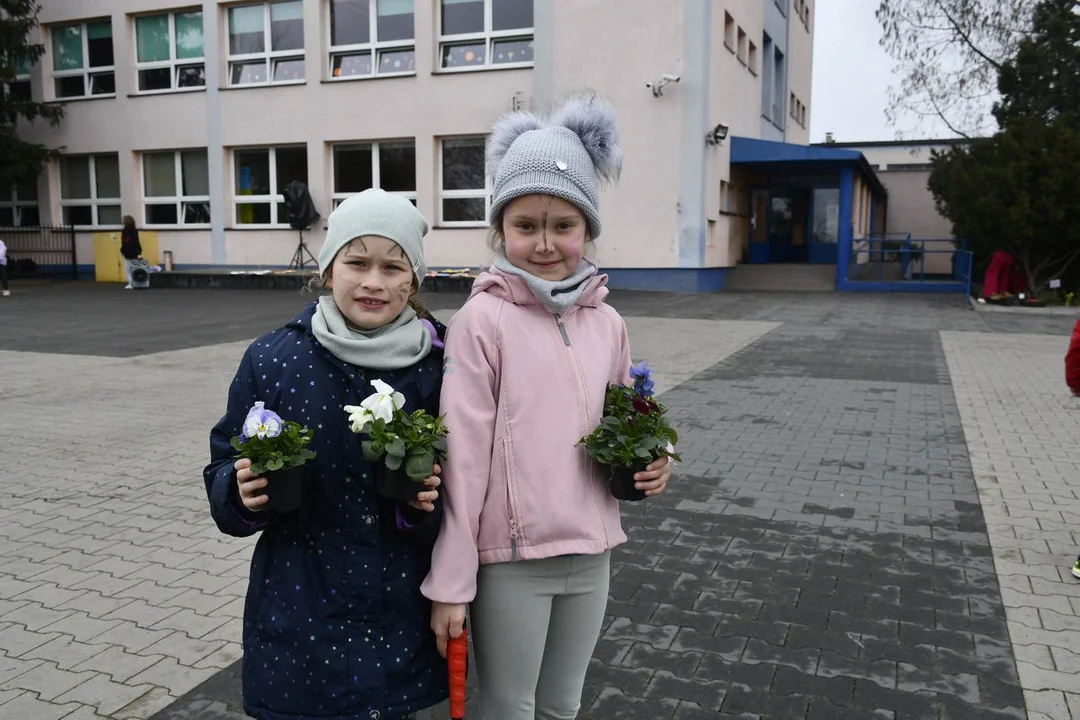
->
<box><xmin>11</xmin><ymin>0</ymin><xmax>815</xmax><ymax>291</ymax></box>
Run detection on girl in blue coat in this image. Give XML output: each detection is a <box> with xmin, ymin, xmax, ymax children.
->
<box><xmin>204</xmin><ymin>189</ymin><xmax>448</xmax><ymax>720</ymax></box>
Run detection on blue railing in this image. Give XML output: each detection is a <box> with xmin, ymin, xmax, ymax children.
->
<box><xmin>842</xmin><ymin>235</ymin><xmax>971</xmax><ymax>294</ymax></box>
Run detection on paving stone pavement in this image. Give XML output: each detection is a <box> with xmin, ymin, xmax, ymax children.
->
<box><xmin>941</xmin><ymin>331</ymin><xmax>1080</xmax><ymax>720</ymax></box>
<box><xmin>1</xmin><ymin>283</ymin><xmax>1074</xmax><ymax>719</ymax></box>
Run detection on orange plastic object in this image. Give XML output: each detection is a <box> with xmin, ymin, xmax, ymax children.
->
<box><xmin>448</xmin><ymin>625</ymin><xmax>468</xmax><ymax>719</ymax></box>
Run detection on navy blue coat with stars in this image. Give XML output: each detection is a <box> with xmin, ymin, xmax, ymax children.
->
<box><xmin>204</xmin><ymin>304</ymin><xmax>449</xmax><ymax>720</ymax></box>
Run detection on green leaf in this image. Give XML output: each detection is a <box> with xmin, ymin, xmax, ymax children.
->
<box><xmin>385</xmin><ymin>453</ymin><xmax>403</xmax><ymax>471</ymax></box>
<box><xmin>361</xmin><ymin>440</ymin><xmax>382</xmax><ymax>462</ymax></box>
<box><xmin>405</xmin><ymin>453</ymin><xmax>434</xmax><ymax>481</ymax></box>
<box><xmin>387</xmin><ymin>437</ymin><xmax>406</xmax><ymax>458</ymax></box>
<box><xmin>265</xmin><ymin>457</ymin><xmax>284</xmax><ymax>471</ymax></box>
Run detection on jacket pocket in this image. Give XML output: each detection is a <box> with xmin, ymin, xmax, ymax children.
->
<box><xmin>500</xmin><ymin>436</ymin><xmax>524</xmax><ymax>558</ymax></box>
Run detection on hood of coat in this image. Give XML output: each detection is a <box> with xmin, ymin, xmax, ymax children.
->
<box><xmin>468</xmin><ymin>264</ymin><xmax>610</xmax><ymax>311</ymax></box>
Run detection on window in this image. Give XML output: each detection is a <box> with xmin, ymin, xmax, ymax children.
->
<box><xmin>773</xmin><ymin>47</ymin><xmax>785</xmax><ymax>124</ymax></box>
<box><xmin>761</xmin><ymin>33</ymin><xmax>773</xmax><ymax>119</ymax></box>
<box><xmin>142</xmin><ymin>150</ymin><xmax>211</xmax><ymax>226</ymax></box>
<box><xmin>439</xmin><ymin>0</ymin><xmax>533</xmax><ymax>71</ymax></box>
<box><xmin>228</xmin><ymin>1</ymin><xmax>305</xmax><ymax>86</ymax></box>
<box><xmin>329</xmin><ymin>0</ymin><xmax>416</xmax><ymax>79</ymax></box>
<box><xmin>233</xmin><ymin>146</ymin><xmax>307</xmax><ymax>226</ymax></box>
<box><xmin>5</xmin><ymin>50</ymin><xmax>32</xmax><ymax>102</ymax></box>
<box><xmin>775</xmin><ymin>0</ymin><xmax>788</xmax><ymax>16</ymax></box>
<box><xmin>135</xmin><ymin>10</ymin><xmax>205</xmax><ymax>93</ymax></box>
<box><xmin>736</xmin><ymin>27</ymin><xmax>747</xmax><ymax>65</ymax></box>
<box><xmin>0</xmin><ymin>181</ymin><xmax>40</xmax><ymax>227</ymax></box>
<box><xmin>799</xmin><ymin>102</ymin><xmax>807</xmax><ymax>127</ymax></box>
<box><xmin>332</xmin><ymin>141</ymin><xmax>416</xmax><ymax>207</ymax></box>
<box><xmin>51</xmin><ymin>20</ymin><xmax>115</xmax><ymax>99</ymax></box>
<box><xmin>790</xmin><ymin>92</ymin><xmax>797</xmax><ymax>119</ymax></box>
<box><xmin>60</xmin><ymin>154</ymin><xmax>121</xmax><ymax>227</ymax></box>
<box><xmin>439</xmin><ymin>137</ymin><xmax>487</xmax><ymax>225</ymax></box>
<box><xmin>748</xmin><ymin>41</ymin><xmax>757</xmax><ymax>75</ymax></box>
<box><xmin>723</xmin><ymin>12</ymin><xmax>735</xmax><ymax>51</ymax></box>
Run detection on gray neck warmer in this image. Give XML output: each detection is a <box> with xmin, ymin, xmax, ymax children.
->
<box><xmin>492</xmin><ymin>253</ymin><xmax>598</xmax><ymax>315</ymax></box>
<box><xmin>311</xmin><ymin>295</ymin><xmax>433</xmax><ymax>371</ymax></box>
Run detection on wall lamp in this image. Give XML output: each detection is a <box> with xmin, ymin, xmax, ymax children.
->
<box><xmin>706</xmin><ymin>122</ymin><xmax>730</xmax><ymax>146</ymax></box>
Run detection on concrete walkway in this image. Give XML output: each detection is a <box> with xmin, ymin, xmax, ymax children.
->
<box><xmin>0</xmin><ymin>283</ymin><xmax>1075</xmax><ymax>719</ymax></box>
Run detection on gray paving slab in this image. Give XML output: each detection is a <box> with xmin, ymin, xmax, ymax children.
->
<box><xmin>2</xmin><ymin>284</ymin><xmax>1071</xmax><ymax>719</ymax></box>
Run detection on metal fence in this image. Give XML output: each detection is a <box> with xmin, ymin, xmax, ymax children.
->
<box><xmin>842</xmin><ymin>234</ymin><xmax>972</xmax><ymax>294</ymax></box>
<box><xmin>0</xmin><ymin>225</ymin><xmax>78</xmax><ymax>279</ymax></box>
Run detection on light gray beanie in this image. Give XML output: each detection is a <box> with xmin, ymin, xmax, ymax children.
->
<box><xmin>318</xmin><ymin>188</ymin><xmax>428</xmax><ymax>286</ymax></box>
<box><xmin>487</xmin><ymin>94</ymin><xmax>623</xmax><ymax>239</ymax></box>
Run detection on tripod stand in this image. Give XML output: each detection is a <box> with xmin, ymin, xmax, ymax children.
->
<box><xmin>288</xmin><ymin>229</ymin><xmax>317</xmax><ymax>272</ymax></box>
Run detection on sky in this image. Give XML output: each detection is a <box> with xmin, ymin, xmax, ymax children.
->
<box><xmin>809</xmin><ymin>0</ymin><xmax>954</xmax><ymax>143</ymax></box>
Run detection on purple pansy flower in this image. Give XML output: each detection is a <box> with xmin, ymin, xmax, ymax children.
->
<box><xmin>630</xmin><ymin>361</ymin><xmax>655</xmax><ymax>397</ymax></box>
<box><xmin>243</xmin><ymin>401</ymin><xmax>283</xmax><ymax>439</ymax></box>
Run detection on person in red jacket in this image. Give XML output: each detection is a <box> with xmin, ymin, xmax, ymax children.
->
<box><xmin>1067</xmin><ymin>320</ymin><xmax>1080</xmax><ymax>579</ymax></box>
<box><xmin>1067</xmin><ymin>319</ymin><xmax>1080</xmax><ymax>397</ymax></box>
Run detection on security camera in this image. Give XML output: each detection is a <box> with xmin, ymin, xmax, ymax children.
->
<box><xmin>649</xmin><ymin>74</ymin><xmax>682</xmax><ymax>97</ymax></box>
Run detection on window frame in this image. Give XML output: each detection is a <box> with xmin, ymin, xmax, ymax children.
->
<box><xmin>437</xmin><ymin>0</ymin><xmax>534</xmax><ymax>73</ymax></box>
<box><xmin>0</xmin><ymin>184</ymin><xmax>40</xmax><ymax>228</ymax></box>
<box><xmin>231</xmin><ymin>145</ymin><xmax>307</xmax><ymax>228</ymax></box>
<box><xmin>134</xmin><ymin>9</ymin><xmax>206</xmax><ymax>95</ymax></box>
<box><xmin>748</xmin><ymin>40</ymin><xmax>758</xmax><ymax>75</ymax></box>
<box><xmin>59</xmin><ymin>154</ymin><xmax>122</xmax><ymax>229</ymax></box>
<box><xmin>51</xmin><ymin>20</ymin><xmax>116</xmax><ymax>100</ymax></box>
<box><xmin>141</xmin><ymin>149</ymin><xmax>212</xmax><ymax>228</ymax></box>
<box><xmin>331</xmin><ymin>140</ymin><xmax>417</xmax><ymax>208</ymax></box>
<box><xmin>226</xmin><ymin>1</ymin><xmax>306</xmax><ymax>88</ymax></box>
<box><xmin>327</xmin><ymin>0</ymin><xmax>416</xmax><ymax>81</ymax></box>
<box><xmin>437</xmin><ymin>136</ymin><xmax>489</xmax><ymax>228</ymax></box>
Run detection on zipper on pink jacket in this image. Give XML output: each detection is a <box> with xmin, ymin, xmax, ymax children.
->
<box><xmin>556</xmin><ymin>313</ymin><xmax>611</xmax><ymax>549</ymax></box>
<box><xmin>556</xmin><ymin>316</ymin><xmax>571</xmax><ymax>346</ymax></box>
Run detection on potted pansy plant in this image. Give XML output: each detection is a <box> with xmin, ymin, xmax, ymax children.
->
<box><xmin>345</xmin><ymin>380</ymin><xmax>448</xmax><ymax>502</ymax></box>
<box><xmin>579</xmin><ymin>361</ymin><xmax>681</xmax><ymax>501</ymax></box>
<box><xmin>230</xmin><ymin>402</ymin><xmax>317</xmax><ymax>513</ymax></box>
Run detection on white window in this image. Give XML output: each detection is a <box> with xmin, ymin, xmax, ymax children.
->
<box><xmin>227</xmin><ymin>1</ymin><xmax>305</xmax><ymax>86</ymax></box>
<box><xmin>51</xmin><ymin>20</ymin><xmax>115</xmax><ymax>99</ymax></box>
<box><xmin>329</xmin><ymin>0</ymin><xmax>415</xmax><ymax>79</ymax></box>
<box><xmin>438</xmin><ymin>0</ymin><xmax>533</xmax><ymax>71</ymax></box>
<box><xmin>332</xmin><ymin>141</ymin><xmax>416</xmax><ymax>208</ymax></box>
<box><xmin>135</xmin><ymin>10</ymin><xmax>205</xmax><ymax>93</ymax></box>
<box><xmin>0</xmin><ymin>181</ymin><xmax>40</xmax><ymax>228</ymax></box>
<box><xmin>439</xmin><ymin>137</ymin><xmax>488</xmax><ymax>226</ymax></box>
<box><xmin>60</xmin><ymin>154</ymin><xmax>121</xmax><ymax>228</ymax></box>
<box><xmin>143</xmin><ymin>150</ymin><xmax>211</xmax><ymax>226</ymax></box>
<box><xmin>233</xmin><ymin>146</ymin><xmax>308</xmax><ymax>226</ymax></box>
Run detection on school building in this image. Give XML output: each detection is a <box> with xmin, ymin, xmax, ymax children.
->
<box><xmin>7</xmin><ymin>0</ymin><xmax>961</xmax><ymax>293</ymax></box>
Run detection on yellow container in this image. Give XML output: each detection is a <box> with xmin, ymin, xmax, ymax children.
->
<box><xmin>93</xmin><ymin>230</ymin><xmax>160</xmax><ymax>283</ymax></box>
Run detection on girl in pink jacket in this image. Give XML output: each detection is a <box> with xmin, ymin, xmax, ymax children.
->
<box><xmin>422</xmin><ymin>95</ymin><xmax>673</xmax><ymax>719</ymax></box>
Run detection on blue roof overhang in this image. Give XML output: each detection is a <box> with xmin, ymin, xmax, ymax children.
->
<box><xmin>730</xmin><ymin>136</ymin><xmax>887</xmax><ymax>197</ymax></box>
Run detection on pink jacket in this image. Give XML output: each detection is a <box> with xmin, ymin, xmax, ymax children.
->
<box><xmin>421</xmin><ymin>267</ymin><xmax>632</xmax><ymax>604</ymax></box>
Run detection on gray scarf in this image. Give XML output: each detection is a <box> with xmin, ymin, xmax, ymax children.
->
<box><xmin>311</xmin><ymin>295</ymin><xmax>433</xmax><ymax>370</ymax></box>
<box><xmin>492</xmin><ymin>254</ymin><xmax>598</xmax><ymax>315</ymax></box>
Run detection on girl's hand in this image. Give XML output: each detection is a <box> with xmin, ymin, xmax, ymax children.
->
<box><xmin>431</xmin><ymin>601</ymin><xmax>467</xmax><ymax>659</ymax></box>
<box><xmin>235</xmin><ymin>458</ymin><xmax>269</xmax><ymax>511</ymax></box>
<box><xmin>407</xmin><ymin>464</ymin><xmax>441</xmax><ymax>512</ymax></box>
<box><xmin>634</xmin><ymin>456</ymin><xmax>672</xmax><ymax>497</ymax></box>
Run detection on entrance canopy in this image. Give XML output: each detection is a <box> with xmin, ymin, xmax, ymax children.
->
<box><xmin>730</xmin><ymin>136</ymin><xmax>887</xmax><ymax>269</ymax></box>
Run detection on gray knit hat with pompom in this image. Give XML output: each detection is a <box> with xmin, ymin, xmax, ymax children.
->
<box><xmin>486</xmin><ymin>94</ymin><xmax>623</xmax><ymax>239</ymax></box>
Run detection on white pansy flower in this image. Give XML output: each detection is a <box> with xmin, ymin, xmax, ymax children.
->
<box><xmin>358</xmin><ymin>379</ymin><xmax>406</xmax><ymax>424</ymax></box>
<box><xmin>344</xmin><ymin>405</ymin><xmax>375</xmax><ymax>433</ymax></box>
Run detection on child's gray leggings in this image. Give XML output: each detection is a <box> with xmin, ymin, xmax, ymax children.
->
<box><xmin>470</xmin><ymin>551</ymin><xmax>611</xmax><ymax>720</ymax></box>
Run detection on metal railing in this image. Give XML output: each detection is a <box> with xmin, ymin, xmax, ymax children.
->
<box><xmin>847</xmin><ymin>234</ymin><xmax>971</xmax><ymax>294</ymax></box>
<box><xmin>0</xmin><ymin>225</ymin><xmax>78</xmax><ymax>279</ymax></box>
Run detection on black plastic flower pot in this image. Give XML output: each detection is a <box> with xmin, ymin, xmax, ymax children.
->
<box><xmin>609</xmin><ymin>463</ymin><xmax>649</xmax><ymax>502</ymax></box>
<box><xmin>375</xmin><ymin>463</ymin><xmax>429</xmax><ymax>503</ymax></box>
<box><xmin>261</xmin><ymin>465</ymin><xmax>305</xmax><ymax>513</ymax></box>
